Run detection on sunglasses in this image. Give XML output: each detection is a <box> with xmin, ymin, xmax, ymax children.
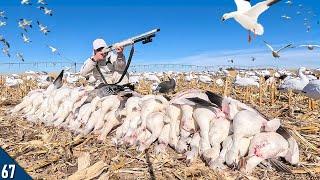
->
<box><xmin>96</xmin><ymin>47</ymin><xmax>108</xmax><ymax>55</ymax></box>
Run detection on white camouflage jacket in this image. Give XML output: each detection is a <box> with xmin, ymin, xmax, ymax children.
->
<box><xmin>80</xmin><ymin>52</ymin><xmax>129</xmax><ymax>85</ymax></box>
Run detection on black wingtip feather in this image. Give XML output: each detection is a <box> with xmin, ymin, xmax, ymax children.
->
<box><xmin>186</xmin><ymin>97</ymin><xmax>218</xmax><ymax>108</ymax></box>
<box><xmin>53</xmin><ymin>70</ymin><xmax>64</xmax><ymax>89</ymax></box>
<box><xmin>269</xmin><ymin>159</ymin><xmax>292</xmax><ymax>174</ymax></box>
<box><xmin>205</xmin><ymin>91</ymin><xmax>223</xmax><ymax>108</ymax></box>
<box><xmin>276</xmin><ymin>126</ymin><xmax>292</xmax><ymax>140</ymax></box>
<box><xmin>268</xmin><ymin>0</ymin><xmax>281</xmax><ymax>6</ymax></box>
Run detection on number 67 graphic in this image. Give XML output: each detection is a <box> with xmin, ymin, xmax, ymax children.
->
<box><xmin>2</xmin><ymin>164</ymin><xmax>16</xmax><ymax>179</ymax></box>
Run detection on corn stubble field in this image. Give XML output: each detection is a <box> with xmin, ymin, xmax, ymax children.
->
<box><xmin>0</xmin><ymin>70</ymin><xmax>319</xmax><ymax>180</ymax></box>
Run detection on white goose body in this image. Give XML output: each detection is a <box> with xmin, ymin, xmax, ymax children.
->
<box><xmin>222</xmin><ymin>0</ymin><xmax>282</xmax><ymax>37</ymax></box>
<box><xmin>302</xmin><ymin>80</ymin><xmax>320</xmax><ymax>100</ymax></box>
<box><xmin>279</xmin><ymin>67</ymin><xmax>309</xmax><ymax>93</ymax></box>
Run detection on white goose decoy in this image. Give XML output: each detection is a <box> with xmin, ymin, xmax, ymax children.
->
<box><xmin>234</xmin><ymin>75</ymin><xmax>259</xmax><ymax>87</ymax></box>
<box><xmin>199</xmin><ymin>75</ymin><xmax>212</xmax><ymax>84</ymax></box>
<box><xmin>129</xmin><ymin>75</ymin><xmax>141</xmax><ymax>84</ymax></box>
<box><xmin>302</xmin><ymin>80</ymin><xmax>320</xmax><ymax>100</ymax></box>
<box><xmin>21</xmin><ymin>33</ymin><xmax>31</xmax><ymax>43</ymax></box>
<box><xmin>299</xmin><ymin>44</ymin><xmax>320</xmax><ymax>50</ymax></box>
<box><xmin>221</xmin><ymin>0</ymin><xmax>282</xmax><ymax>42</ymax></box>
<box><xmin>215</xmin><ymin>78</ymin><xmax>224</xmax><ymax>87</ymax></box>
<box><xmin>144</xmin><ymin>73</ymin><xmax>161</xmax><ymax>83</ymax></box>
<box><xmin>4</xmin><ymin>77</ymin><xmax>23</xmax><ymax>87</ymax></box>
<box><xmin>185</xmin><ymin>73</ymin><xmax>196</xmax><ymax>82</ymax></box>
<box><xmin>278</xmin><ymin>67</ymin><xmax>309</xmax><ymax>93</ymax></box>
<box><xmin>263</xmin><ymin>41</ymin><xmax>293</xmax><ymax>58</ymax></box>
<box><xmin>37</xmin><ymin>21</ymin><xmax>50</xmax><ymax>35</ymax></box>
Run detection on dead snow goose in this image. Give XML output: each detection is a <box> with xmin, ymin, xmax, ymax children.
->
<box><xmin>138</xmin><ymin>112</ymin><xmax>166</xmax><ymax>152</ymax></box>
<box><xmin>242</xmin><ymin>132</ymin><xmax>291</xmax><ymax>174</ymax></box>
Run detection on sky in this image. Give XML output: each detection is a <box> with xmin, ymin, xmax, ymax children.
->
<box><xmin>0</xmin><ymin>0</ymin><xmax>319</xmax><ymax>72</ymax></box>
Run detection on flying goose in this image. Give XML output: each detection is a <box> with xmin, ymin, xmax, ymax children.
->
<box><xmin>18</xmin><ymin>19</ymin><xmax>32</xmax><ymax>32</ymax></box>
<box><xmin>16</xmin><ymin>52</ymin><xmax>25</xmax><ymax>62</ymax></box>
<box><xmin>21</xmin><ymin>33</ymin><xmax>31</xmax><ymax>43</ymax></box>
<box><xmin>0</xmin><ymin>21</ymin><xmax>6</xmax><ymax>27</ymax></box>
<box><xmin>21</xmin><ymin>0</ymin><xmax>32</xmax><ymax>5</ymax></box>
<box><xmin>0</xmin><ymin>11</ymin><xmax>7</xmax><ymax>19</ymax></box>
<box><xmin>263</xmin><ymin>41</ymin><xmax>293</xmax><ymax>58</ymax></box>
<box><xmin>37</xmin><ymin>0</ymin><xmax>47</xmax><ymax>5</ymax></box>
<box><xmin>221</xmin><ymin>0</ymin><xmax>282</xmax><ymax>42</ymax></box>
<box><xmin>2</xmin><ymin>47</ymin><xmax>10</xmax><ymax>58</ymax></box>
<box><xmin>284</xmin><ymin>0</ymin><xmax>292</xmax><ymax>5</ymax></box>
<box><xmin>0</xmin><ymin>35</ymin><xmax>10</xmax><ymax>48</ymax></box>
<box><xmin>299</xmin><ymin>44</ymin><xmax>320</xmax><ymax>50</ymax></box>
<box><xmin>47</xmin><ymin>45</ymin><xmax>60</xmax><ymax>55</ymax></box>
<box><xmin>38</xmin><ymin>6</ymin><xmax>53</xmax><ymax>16</ymax></box>
<box><xmin>37</xmin><ymin>21</ymin><xmax>50</xmax><ymax>35</ymax></box>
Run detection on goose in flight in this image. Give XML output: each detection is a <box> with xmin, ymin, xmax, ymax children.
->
<box><xmin>37</xmin><ymin>21</ymin><xmax>50</xmax><ymax>35</ymax></box>
<box><xmin>281</xmin><ymin>15</ymin><xmax>291</xmax><ymax>20</ymax></box>
<box><xmin>0</xmin><ymin>11</ymin><xmax>7</xmax><ymax>19</ymax></box>
<box><xmin>299</xmin><ymin>44</ymin><xmax>320</xmax><ymax>50</ymax></box>
<box><xmin>47</xmin><ymin>45</ymin><xmax>60</xmax><ymax>55</ymax></box>
<box><xmin>0</xmin><ymin>35</ymin><xmax>10</xmax><ymax>48</ymax></box>
<box><xmin>285</xmin><ymin>0</ymin><xmax>292</xmax><ymax>5</ymax></box>
<box><xmin>263</xmin><ymin>41</ymin><xmax>293</xmax><ymax>58</ymax></box>
<box><xmin>18</xmin><ymin>19</ymin><xmax>32</xmax><ymax>32</ymax></box>
<box><xmin>16</xmin><ymin>53</ymin><xmax>25</xmax><ymax>62</ymax></box>
<box><xmin>21</xmin><ymin>33</ymin><xmax>31</xmax><ymax>43</ymax></box>
<box><xmin>0</xmin><ymin>21</ymin><xmax>6</xmax><ymax>27</ymax></box>
<box><xmin>37</xmin><ymin>0</ymin><xmax>47</xmax><ymax>5</ymax></box>
<box><xmin>2</xmin><ymin>47</ymin><xmax>10</xmax><ymax>58</ymax></box>
<box><xmin>21</xmin><ymin>0</ymin><xmax>32</xmax><ymax>5</ymax></box>
<box><xmin>38</xmin><ymin>6</ymin><xmax>53</xmax><ymax>16</ymax></box>
<box><xmin>221</xmin><ymin>0</ymin><xmax>282</xmax><ymax>42</ymax></box>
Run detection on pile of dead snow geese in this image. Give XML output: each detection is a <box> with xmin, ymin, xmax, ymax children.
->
<box><xmin>10</xmin><ymin>70</ymin><xmax>299</xmax><ymax>174</ymax></box>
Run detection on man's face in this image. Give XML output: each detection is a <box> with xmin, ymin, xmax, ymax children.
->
<box><xmin>95</xmin><ymin>47</ymin><xmax>108</xmax><ymax>60</ymax></box>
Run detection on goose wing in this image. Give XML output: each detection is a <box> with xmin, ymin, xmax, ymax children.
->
<box><xmin>245</xmin><ymin>0</ymin><xmax>281</xmax><ymax>20</ymax></box>
<box><xmin>234</xmin><ymin>0</ymin><xmax>252</xmax><ymax>12</ymax></box>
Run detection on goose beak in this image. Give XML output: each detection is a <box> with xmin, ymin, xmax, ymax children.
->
<box><xmin>221</xmin><ymin>17</ymin><xmax>225</xmax><ymax>22</ymax></box>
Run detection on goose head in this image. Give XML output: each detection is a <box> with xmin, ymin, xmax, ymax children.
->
<box><xmin>221</xmin><ymin>12</ymin><xmax>234</xmax><ymax>21</ymax></box>
<box><xmin>298</xmin><ymin>67</ymin><xmax>306</xmax><ymax>73</ymax></box>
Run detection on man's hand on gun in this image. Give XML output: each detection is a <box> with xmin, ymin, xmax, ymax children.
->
<box><xmin>115</xmin><ymin>45</ymin><xmax>124</xmax><ymax>56</ymax></box>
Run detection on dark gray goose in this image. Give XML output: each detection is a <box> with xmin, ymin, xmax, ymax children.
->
<box><xmin>155</xmin><ymin>78</ymin><xmax>176</xmax><ymax>93</ymax></box>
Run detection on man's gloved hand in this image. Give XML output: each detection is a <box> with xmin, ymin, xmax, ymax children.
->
<box><xmin>115</xmin><ymin>45</ymin><xmax>124</xmax><ymax>56</ymax></box>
